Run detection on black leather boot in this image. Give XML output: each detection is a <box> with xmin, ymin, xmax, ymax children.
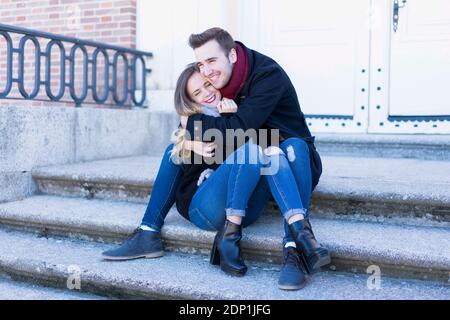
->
<box><xmin>210</xmin><ymin>220</ymin><xmax>247</xmax><ymax>276</ymax></box>
<box><xmin>288</xmin><ymin>218</ymin><xmax>331</xmax><ymax>274</ymax></box>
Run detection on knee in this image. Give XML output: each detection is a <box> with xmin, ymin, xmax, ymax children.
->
<box><xmin>235</xmin><ymin>142</ymin><xmax>264</xmax><ymax>167</ymax></box>
<box><xmin>263</xmin><ymin>146</ymin><xmax>285</xmax><ymax>157</ymax></box>
<box><xmin>165</xmin><ymin>143</ymin><xmax>175</xmax><ymax>154</ymax></box>
<box><xmin>280</xmin><ymin>138</ymin><xmax>309</xmax><ymax>162</ymax></box>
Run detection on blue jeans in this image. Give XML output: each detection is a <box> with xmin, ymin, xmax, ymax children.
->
<box><xmin>263</xmin><ymin>137</ymin><xmax>313</xmax><ymax>245</ymax></box>
<box><xmin>141</xmin><ymin>138</ymin><xmax>313</xmax><ymax>246</ymax></box>
<box><xmin>140</xmin><ymin>143</ymin><xmax>185</xmax><ymax>232</ymax></box>
<box><xmin>188</xmin><ymin>142</ymin><xmax>265</xmax><ymax>231</ymax></box>
<box><xmin>141</xmin><ymin>142</ymin><xmax>266</xmax><ymax>232</ymax></box>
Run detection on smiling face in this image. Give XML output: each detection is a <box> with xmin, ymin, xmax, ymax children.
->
<box><xmin>186</xmin><ymin>71</ymin><xmax>222</xmax><ymax>107</ymax></box>
<box><xmin>194</xmin><ymin>39</ymin><xmax>237</xmax><ymax>89</ymax></box>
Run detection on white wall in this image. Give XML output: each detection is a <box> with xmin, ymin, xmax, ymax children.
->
<box><xmin>137</xmin><ymin>0</ymin><xmax>236</xmax><ymax>91</ymax></box>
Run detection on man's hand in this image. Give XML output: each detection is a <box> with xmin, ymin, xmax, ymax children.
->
<box><xmin>184</xmin><ymin>140</ymin><xmax>216</xmax><ymax>158</ymax></box>
<box><xmin>180</xmin><ymin>115</ymin><xmax>188</xmax><ymax>128</ymax></box>
<box><xmin>217</xmin><ymin>98</ymin><xmax>238</xmax><ymax>113</ymax></box>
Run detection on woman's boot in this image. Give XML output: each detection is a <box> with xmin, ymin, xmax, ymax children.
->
<box><xmin>288</xmin><ymin>218</ymin><xmax>331</xmax><ymax>274</ymax></box>
<box><xmin>210</xmin><ymin>220</ymin><xmax>247</xmax><ymax>276</ymax></box>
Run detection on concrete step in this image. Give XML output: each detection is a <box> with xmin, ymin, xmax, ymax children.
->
<box><xmin>0</xmin><ymin>227</ymin><xmax>447</xmax><ymax>300</ymax></box>
<box><xmin>0</xmin><ymin>195</ymin><xmax>449</xmax><ymax>282</ymax></box>
<box><xmin>140</xmin><ymin>111</ymin><xmax>450</xmax><ymax>161</ymax></box>
<box><xmin>314</xmin><ymin>133</ymin><xmax>450</xmax><ymax>161</ymax></box>
<box><xmin>31</xmin><ymin>155</ymin><xmax>450</xmax><ymax>226</ymax></box>
<box><xmin>0</xmin><ymin>276</ymin><xmax>107</xmax><ymax>300</ymax></box>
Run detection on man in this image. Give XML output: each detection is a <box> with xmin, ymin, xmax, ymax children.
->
<box><xmin>103</xmin><ymin>27</ymin><xmax>330</xmax><ymax>291</ymax></box>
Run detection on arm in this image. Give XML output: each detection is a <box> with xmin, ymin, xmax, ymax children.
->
<box><xmin>184</xmin><ymin>139</ymin><xmax>215</xmax><ymax>158</ymax></box>
<box><xmin>184</xmin><ymin>68</ymin><xmax>285</xmax><ymax>137</ymax></box>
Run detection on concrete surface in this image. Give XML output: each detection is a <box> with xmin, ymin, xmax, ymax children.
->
<box><xmin>0</xmin><ymin>195</ymin><xmax>448</xmax><ymax>282</ymax></box>
<box><xmin>315</xmin><ymin>133</ymin><xmax>450</xmax><ymax>161</ymax></box>
<box><xmin>32</xmin><ymin>155</ymin><xmax>450</xmax><ymax>223</ymax></box>
<box><xmin>0</xmin><ymin>228</ymin><xmax>447</xmax><ymax>300</ymax></box>
<box><xmin>0</xmin><ymin>276</ymin><xmax>107</xmax><ymax>300</ymax></box>
<box><xmin>0</xmin><ymin>106</ymin><xmax>172</xmax><ymax>202</ymax></box>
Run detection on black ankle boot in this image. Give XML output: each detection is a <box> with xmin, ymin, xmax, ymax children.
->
<box><xmin>210</xmin><ymin>220</ymin><xmax>247</xmax><ymax>276</ymax></box>
<box><xmin>288</xmin><ymin>218</ymin><xmax>331</xmax><ymax>274</ymax></box>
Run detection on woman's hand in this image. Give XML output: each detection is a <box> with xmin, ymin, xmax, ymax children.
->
<box><xmin>184</xmin><ymin>140</ymin><xmax>216</xmax><ymax>158</ymax></box>
<box><xmin>217</xmin><ymin>98</ymin><xmax>238</xmax><ymax>113</ymax></box>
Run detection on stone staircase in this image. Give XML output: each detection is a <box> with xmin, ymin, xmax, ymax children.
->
<box><xmin>0</xmin><ymin>136</ymin><xmax>449</xmax><ymax>299</ymax></box>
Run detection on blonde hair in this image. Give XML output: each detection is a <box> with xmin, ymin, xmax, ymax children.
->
<box><xmin>170</xmin><ymin>63</ymin><xmax>203</xmax><ymax>162</ymax></box>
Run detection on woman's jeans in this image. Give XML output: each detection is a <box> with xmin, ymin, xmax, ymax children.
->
<box><xmin>141</xmin><ymin>138</ymin><xmax>313</xmax><ymax>246</ymax></box>
<box><xmin>188</xmin><ymin>142</ymin><xmax>264</xmax><ymax>231</ymax></box>
<box><xmin>141</xmin><ymin>142</ymin><xmax>264</xmax><ymax>231</ymax></box>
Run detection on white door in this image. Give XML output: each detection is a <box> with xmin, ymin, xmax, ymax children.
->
<box><xmin>238</xmin><ymin>0</ymin><xmax>372</xmax><ymax>133</ymax></box>
<box><xmin>369</xmin><ymin>0</ymin><xmax>450</xmax><ymax>134</ymax></box>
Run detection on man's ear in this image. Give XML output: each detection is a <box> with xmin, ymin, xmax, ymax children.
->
<box><xmin>228</xmin><ymin>48</ymin><xmax>237</xmax><ymax>64</ymax></box>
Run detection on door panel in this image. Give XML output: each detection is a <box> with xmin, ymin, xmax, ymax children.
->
<box><xmin>369</xmin><ymin>0</ymin><xmax>450</xmax><ymax>133</ymax></box>
<box><xmin>239</xmin><ymin>0</ymin><xmax>371</xmax><ymax>133</ymax></box>
<box><xmin>390</xmin><ymin>0</ymin><xmax>450</xmax><ymax>116</ymax></box>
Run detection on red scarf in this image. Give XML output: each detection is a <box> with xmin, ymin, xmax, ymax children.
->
<box><xmin>220</xmin><ymin>42</ymin><xmax>249</xmax><ymax>100</ymax></box>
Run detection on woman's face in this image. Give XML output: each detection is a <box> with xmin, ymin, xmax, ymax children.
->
<box><xmin>187</xmin><ymin>72</ymin><xmax>221</xmax><ymax>107</ymax></box>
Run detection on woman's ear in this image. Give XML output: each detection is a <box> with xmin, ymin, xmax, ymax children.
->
<box><xmin>228</xmin><ymin>48</ymin><xmax>237</xmax><ymax>64</ymax></box>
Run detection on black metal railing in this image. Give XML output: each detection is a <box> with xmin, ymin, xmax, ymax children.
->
<box><xmin>0</xmin><ymin>23</ymin><xmax>152</xmax><ymax>107</ymax></box>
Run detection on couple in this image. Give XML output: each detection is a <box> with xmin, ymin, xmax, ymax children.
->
<box><xmin>102</xmin><ymin>28</ymin><xmax>330</xmax><ymax>290</ymax></box>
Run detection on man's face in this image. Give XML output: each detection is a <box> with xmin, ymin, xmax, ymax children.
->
<box><xmin>194</xmin><ymin>40</ymin><xmax>236</xmax><ymax>89</ymax></box>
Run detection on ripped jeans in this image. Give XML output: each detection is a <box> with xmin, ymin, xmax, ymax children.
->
<box><xmin>141</xmin><ymin>137</ymin><xmax>313</xmax><ymax>246</ymax></box>
<box><xmin>262</xmin><ymin>137</ymin><xmax>313</xmax><ymax>245</ymax></box>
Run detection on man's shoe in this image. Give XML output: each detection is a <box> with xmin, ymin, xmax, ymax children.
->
<box><xmin>288</xmin><ymin>218</ymin><xmax>331</xmax><ymax>274</ymax></box>
<box><xmin>210</xmin><ymin>220</ymin><xmax>247</xmax><ymax>276</ymax></box>
<box><xmin>102</xmin><ymin>228</ymin><xmax>164</xmax><ymax>261</ymax></box>
<box><xmin>278</xmin><ymin>247</ymin><xmax>308</xmax><ymax>290</ymax></box>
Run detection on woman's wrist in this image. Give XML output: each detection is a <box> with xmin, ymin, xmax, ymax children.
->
<box><xmin>184</xmin><ymin>140</ymin><xmax>192</xmax><ymax>151</ymax></box>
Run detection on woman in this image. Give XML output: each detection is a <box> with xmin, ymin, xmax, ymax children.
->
<box><xmin>171</xmin><ymin>64</ymin><xmax>266</xmax><ymax>276</ymax></box>
<box><xmin>103</xmin><ymin>63</ymin><xmax>266</xmax><ymax>278</ymax></box>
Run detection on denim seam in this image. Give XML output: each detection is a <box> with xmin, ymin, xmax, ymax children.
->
<box><xmin>189</xmin><ymin>207</ymin><xmax>217</xmax><ymax>231</ymax></box>
<box><xmin>269</xmin><ymin>156</ymin><xmax>291</xmax><ymax>213</ymax></box>
<box><xmin>230</xmin><ymin>162</ymin><xmax>243</xmax><ymax>212</ymax></box>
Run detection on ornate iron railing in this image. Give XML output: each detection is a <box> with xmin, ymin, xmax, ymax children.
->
<box><xmin>0</xmin><ymin>23</ymin><xmax>152</xmax><ymax>107</ymax></box>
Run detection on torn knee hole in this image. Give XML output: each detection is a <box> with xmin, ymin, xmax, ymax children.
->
<box><xmin>263</xmin><ymin>146</ymin><xmax>284</xmax><ymax>156</ymax></box>
<box><xmin>286</xmin><ymin>145</ymin><xmax>296</xmax><ymax>162</ymax></box>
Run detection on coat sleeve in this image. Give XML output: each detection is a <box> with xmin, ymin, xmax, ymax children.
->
<box><xmin>185</xmin><ymin>68</ymin><xmax>285</xmax><ymax>139</ymax></box>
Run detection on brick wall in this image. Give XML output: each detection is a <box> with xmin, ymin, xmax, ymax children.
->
<box><xmin>0</xmin><ymin>0</ymin><xmax>138</xmax><ymax>108</ymax></box>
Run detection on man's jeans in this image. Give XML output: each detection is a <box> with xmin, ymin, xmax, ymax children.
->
<box><xmin>141</xmin><ymin>137</ymin><xmax>313</xmax><ymax>245</ymax></box>
<box><xmin>264</xmin><ymin>137</ymin><xmax>313</xmax><ymax>245</ymax></box>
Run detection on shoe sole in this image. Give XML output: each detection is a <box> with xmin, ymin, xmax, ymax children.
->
<box><xmin>102</xmin><ymin>251</ymin><xmax>164</xmax><ymax>261</ymax></box>
<box><xmin>278</xmin><ymin>281</ymin><xmax>308</xmax><ymax>291</ymax></box>
<box><xmin>219</xmin><ymin>264</ymin><xmax>247</xmax><ymax>277</ymax></box>
<box><xmin>309</xmin><ymin>253</ymin><xmax>332</xmax><ymax>274</ymax></box>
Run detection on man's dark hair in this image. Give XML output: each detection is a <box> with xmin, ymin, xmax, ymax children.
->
<box><xmin>188</xmin><ymin>27</ymin><xmax>236</xmax><ymax>55</ymax></box>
